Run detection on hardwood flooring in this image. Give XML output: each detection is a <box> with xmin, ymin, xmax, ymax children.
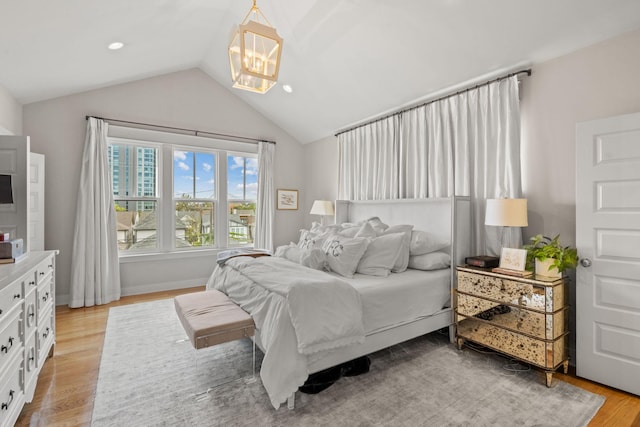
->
<box><xmin>15</xmin><ymin>288</ymin><xmax>640</xmax><ymax>427</ymax></box>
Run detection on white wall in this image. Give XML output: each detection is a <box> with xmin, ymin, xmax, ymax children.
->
<box><xmin>302</xmin><ymin>135</ymin><xmax>339</xmax><ymax>226</ymax></box>
<box><xmin>0</xmin><ymin>83</ymin><xmax>22</xmax><ymax>135</ymax></box>
<box><xmin>22</xmin><ymin>68</ymin><xmax>305</xmax><ymax>304</ymax></box>
<box><xmin>520</xmin><ymin>27</ymin><xmax>640</xmax><ymax>360</ymax></box>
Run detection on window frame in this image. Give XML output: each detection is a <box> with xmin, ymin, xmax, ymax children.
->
<box><xmin>107</xmin><ymin>126</ymin><xmax>258</xmax><ymax>260</ymax></box>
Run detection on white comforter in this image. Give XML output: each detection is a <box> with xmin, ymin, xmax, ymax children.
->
<box><xmin>206</xmin><ymin>256</ymin><xmax>365</xmax><ymax>408</ymax></box>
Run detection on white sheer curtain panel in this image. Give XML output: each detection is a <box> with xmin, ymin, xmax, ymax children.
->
<box><xmin>254</xmin><ymin>141</ymin><xmax>275</xmax><ymax>252</ymax></box>
<box><xmin>338</xmin><ymin>116</ymin><xmax>400</xmax><ymax>200</ymax></box>
<box><xmin>337</xmin><ymin>76</ymin><xmax>523</xmax><ymax>255</ymax></box>
<box><xmin>69</xmin><ymin>118</ymin><xmax>121</xmax><ymax>308</ymax></box>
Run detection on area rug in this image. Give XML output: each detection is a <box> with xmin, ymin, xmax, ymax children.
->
<box><xmin>92</xmin><ymin>299</ymin><xmax>604</xmax><ymax>427</ymax></box>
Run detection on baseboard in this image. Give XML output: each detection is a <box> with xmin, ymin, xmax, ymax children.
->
<box><xmin>55</xmin><ymin>279</ymin><xmax>206</xmax><ymax>306</ymax></box>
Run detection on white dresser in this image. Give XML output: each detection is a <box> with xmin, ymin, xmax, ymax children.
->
<box><xmin>0</xmin><ymin>251</ymin><xmax>57</xmax><ymax>427</ymax></box>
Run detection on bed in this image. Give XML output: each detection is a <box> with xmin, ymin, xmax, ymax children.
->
<box><xmin>206</xmin><ymin>197</ymin><xmax>471</xmax><ymax>409</ymax></box>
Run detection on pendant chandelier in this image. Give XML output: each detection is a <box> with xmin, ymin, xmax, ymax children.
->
<box><xmin>228</xmin><ymin>0</ymin><xmax>283</xmax><ymax>94</ymax></box>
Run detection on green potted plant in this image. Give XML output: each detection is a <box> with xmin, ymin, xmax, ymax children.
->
<box><xmin>523</xmin><ymin>234</ymin><xmax>579</xmax><ymax>278</ymax></box>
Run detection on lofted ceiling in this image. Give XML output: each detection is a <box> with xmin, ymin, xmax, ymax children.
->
<box><xmin>2</xmin><ymin>0</ymin><xmax>640</xmax><ymax>143</ymax></box>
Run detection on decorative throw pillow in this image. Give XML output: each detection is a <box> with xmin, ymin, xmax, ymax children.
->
<box><xmin>321</xmin><ymin>235</ymin><xmax>370</xmax><ymax>278</ymax></box>
<box><xmin>365</xmin><ymin>216</ymin><xmax>389</xmax><ymax>234</ymax></box>
<box><xmin>408</xmin><ymin>251</ymin><xmax>451</xmax><ymax>271</ymax></box>
<box><xmin>409</xmin><ymin>230</ymin><xmax>449</xmax><ymax>256</ymax></box>
<box><xmin>379</xmin><ymin>224</ymin><xmax>413</xmax><ymax>273</ymax></box>
<box><xmin>298</xmin><ymin>229</ymin><xmax>329</xmax><ymax>250</ymax></box>
<box><xmin>275</xmin><ymin>243</ymin><xmax>327</xmax><ymax>270</ymax></box>
<box><xmin>356</xmin><ymin>232</ymin><xmax>405</xmax><ymax>276</ymax></box>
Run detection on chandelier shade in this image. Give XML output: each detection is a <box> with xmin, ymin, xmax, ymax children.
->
<box><xmin>229</xmin><ymin>1</ymin><xmax>283</xmax><ymax>94</ymax></box>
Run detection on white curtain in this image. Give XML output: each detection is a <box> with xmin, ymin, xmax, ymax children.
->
<box><xmin>338</xmin><ymin>76</ymin><xmax>523</xmax><ymax>255</ymax></box>
<box><xmin>254</xmin><ymin>141</ymin><xmax>275</xmax><ymax>252</ymax></box>
<box><xmin>69</xmin><ymin>118</ymin><xmax>121</xmax><ymax>308</ymax></box>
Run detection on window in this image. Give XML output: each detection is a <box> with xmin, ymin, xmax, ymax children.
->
<box><xmin>108</xmin><ymin>132</ymin><xmax>258</xmax><ymax>255</ymax></box>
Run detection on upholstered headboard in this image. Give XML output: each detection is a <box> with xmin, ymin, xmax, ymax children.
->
<box><xmin>335</xmin><ymin>197</ymin><xmax>471</xmax><ymax>270</ymax></box>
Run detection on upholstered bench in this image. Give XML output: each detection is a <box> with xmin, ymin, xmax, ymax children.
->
<box><xmin>174</xmin><ymin>290</ymin><xmax>255</xmax><ymax>349</ymax></box>
<box><xmin>174</xmin><ymin>290</ymin><xmax>257</xmax><ymax>399</ymax></box>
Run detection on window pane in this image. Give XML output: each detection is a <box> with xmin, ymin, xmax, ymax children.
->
<box><xmin>227</xmin><ymin>155</ymin><xmax>258</xmax><ymax>200</ymax></box>
<box><xmin>114</xmin><ymin>200</ymin><xmax>158</xmax><ymax>251</ymax></box>
<box><xmin>228</xmin><ymin>202</ymin><xmax>255</xmax><ymax>246</ymax></box>
<box><xmin>174</xmin><ymin>150</ymin><xmax>215</xmax><ymax>199</ymax></box>
<box><xmin>175</xmin><ymin>201</ymin><xmax>214</xmax><ymax>248</ymax></box>
<box><xmin>108</xmin><ymin>144</ymin><xmax>158</xmax><ymax>197</ymax></box>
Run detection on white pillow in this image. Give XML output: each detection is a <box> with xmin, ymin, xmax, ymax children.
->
<box><xmin>365</xmin><ymin>217</ymin><xmax>389</xmax><ymax>234</ymax></box>
<box><xmin>356</xmin><ymin>232</ymin><xmax>405</xmax><ymax>276</ymax></box>
<box><xmin>409</xmin><ymin>230</ymin><xmax>449</xmax><ymax>256</ymax></box>
<box><xmin>408</xmin><ymin>251</ymin><xmax>451</xmax><ymax>271</ymax></box>
<box><xmin>298</xmin><ymin>229</ymin><xmax>330</xmax><ymax>250</ymax></box>
<box><xmin>321</xmin><ymin>235</ymin><xmax>370</xmax><ymax>278</ymax></box>
<box><xmin>275</xmin><ymin>243</ymin><xmax>327</xmax><ymax>270</ymax></box>
<box><xmin>338</xmin><ymin>223</ymin><xmax>362</xmax><ymax>238</ymax></box>
<box><xmin>380</xmin><ymin>224</ymin><xmax>413</xmax><ymax>273</ymax></box>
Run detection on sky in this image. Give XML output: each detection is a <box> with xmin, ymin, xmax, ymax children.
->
<box><xmin>173</xmin><ymin>150</ymin><xmax>258</xmax><ymax>201</ymax></box>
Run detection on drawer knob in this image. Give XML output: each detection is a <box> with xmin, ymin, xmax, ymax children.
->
<box><xmin>13</xmin><ymin>293</ymin><xmax>21</xmax><ymax>299</ymax></box>
<box><xmin>1</xmin><ymin>390</ymin><xmax>14</xmax><ymax>410</ymax></box>
<box><xmin>1</xmin><ymin>337</ymin><xmax>14</xmax><ymax>353</ymax></box>
<box><xmin>39</xmin><ymin>272</ymin><xmax>45</xmax><ymax>276</ymax></box>
<box><xmin>42</xmin><ymin>327</ymin><xmax>50</xmax><ymax>339</ymax></box>
<box><xmin>42</xmin><ymin>292</ymin><xmax>50</xmax><ymax>302</ymax></box>
<box><xmin>29</xmin><ymin>280</ymin><xmax>36</xmax><ymax>286</ymax></box>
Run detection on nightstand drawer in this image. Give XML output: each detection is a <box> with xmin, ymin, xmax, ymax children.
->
<box><xmin>457</xmin><ymin>293</ymin><xmax>567</xmax><ymax>340</ymax></box>
<box><xmin>457</xmin><ymin>317</ymin><xmax>567</xmax><ymax>369</ymax></box>
<box><xmin>457</xmin><ymin>270</ymin><xmax>565</xmax><ymax>312</ymax></box>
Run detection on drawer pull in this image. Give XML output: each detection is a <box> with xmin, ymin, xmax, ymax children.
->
<box><xmin>1</xmin><ymin>337</ymin><xmax>14</xmax><ymax>353</ymax></box>
<box><xmin>42</xmin><ymin>327</ymin><xmax>50</xmax><ymax>339</ymax></box>
<box><xmin>39</xmin><ymin>271</ymin><xmax>45</xmax><ymax>276</ymax></box>
<box><xmin>13</xmin><ymin>293</ymin><xmax>21</xmax><ymax>299</ymax></box>
<box><xmin>42</xmin><ymin>292</ymin><xmax>50</xmax><ymax>303</ymax></box>
<box><xmin>29</xmin><ymin>280</ymin><xmax>36</xmax><ymax>286</ymax></box>
<box><xmin>48</xmin><ymin>264</ymin><xmax>53</xmax><ymax>269</ymax></box>
<box><xmin>1</xmin><ymin>390</ymin><xmax>14</xmax><ymax>411</ymax></box>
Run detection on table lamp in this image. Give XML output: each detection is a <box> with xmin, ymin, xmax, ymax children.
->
<box><xmin>310</xmin><ymin>200</ymin><xmax>334</xmax><ymax>226</ymax></box>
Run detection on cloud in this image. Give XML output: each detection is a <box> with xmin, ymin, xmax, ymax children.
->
<box><xmin>174</xmin><ymin>151</ymin><xmax>187</xmax><ymax>161</ymax></box>
<box><xmin>177</xmin><ymin>161</ymin><xmax>190</xmax><ymax>171</ymax></box>
<box><xmin>202</xmin><ymin>162</ymin><xmax>212</xmax><ymax>172</ymax></box>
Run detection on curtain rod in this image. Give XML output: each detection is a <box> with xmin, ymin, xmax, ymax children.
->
<box><xmin>85</xmin><ymin>115</ymin><xmax>276</xmax><ymax>145</ymax></box>
<box><xmin>335</xmin><ymin>68</ymin><xmax>532</xmax><ymax>137</ymax></box>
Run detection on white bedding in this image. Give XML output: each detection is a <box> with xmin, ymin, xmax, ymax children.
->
<box><xmin>206</xmin><ymin>255</ymin><xmax>450</xmax><ymax>409</ymax></box>
<box><xmin>336</xmin><ymin>268</ymin><xmax>450</xmax><ymax>334</ymax></box>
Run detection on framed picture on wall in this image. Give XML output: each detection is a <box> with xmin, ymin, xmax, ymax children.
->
<box><xmin>277</xmin><ymin>189</ymin><xmax>298</xmax><ymax>210</ymax></box>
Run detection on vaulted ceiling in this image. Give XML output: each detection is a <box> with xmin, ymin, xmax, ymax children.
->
<box><xmin>2</xmin><ymin>0</ymin><xmax>640</xmax><ymax>143</ymax></box>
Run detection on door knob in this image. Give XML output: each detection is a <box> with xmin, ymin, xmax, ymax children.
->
<box><xmin>580</xmin><ymin>258</ymin><xmax>592</xmax><ymax>268</ymax></box>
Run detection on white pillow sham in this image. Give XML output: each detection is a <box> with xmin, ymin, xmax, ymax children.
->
<box><xmin>408</xmin><ymin>251</ymin><xmax>451</xmax><ymax>271</ymax></box>
<box><xmin>322</xmin><ymin>235</ymin><xmax>370</xmax><ymax>278</ymax></box>
<box><xmin>356</xmin><ymin>232</ymin><xmax>405</xmax><ymax>277</ymax></box>
<box><xmin>380</xmin><ymin>224</ymin><xmax>413</xmax><ymax>273</ymax></box>
<box><xmin>409</xmin><ymin>230</ymin><xmax>449</xmax><ymax>256</ymax></box>
<box><xmin>275</xmin><ymin>243</ymin><xmax>327</xmax><ymax>270</ymax></box>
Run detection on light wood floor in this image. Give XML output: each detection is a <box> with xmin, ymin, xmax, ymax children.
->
<box><xmin>15</xmin><ymin>288</ymin><xmax>640</xmax><ymax>427</ymax></box>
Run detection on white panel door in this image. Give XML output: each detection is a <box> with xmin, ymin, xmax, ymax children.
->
<box><xmin>0</xmin><ymin>136</ymin><xmax>30</xmax><ymax>252</ymax></box>
<box><xmin>576</xmin><ymin>112</ymin><xmax>640</xmax><ymax>396</ymax></box>
<box><xmin>29</xmin><ymin>153</ymin><xmax>45</xmax><ymax>251</ymax></box>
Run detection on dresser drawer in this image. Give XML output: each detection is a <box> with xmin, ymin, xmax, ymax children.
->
<box><xmin>457</xmin><ymin>270</ymin><xmax>565</xmax><ymax>312</ymax></box>
<box><xmin>0</xmin><ymin>280</ymin><xmax>23</xmax><ymax>324</ymax></box>
<box><xmin>0</xmin><ymin>352</ymin><xmax>25</xmax><ymax>427</ymax></box>
<box><xmin>35</xmin><ymin>257</ymin><xmax>54</xmax><ymax>287</ymax></box>
<box><xmin>37</xmin><ymin>314</ymin><xmax>54</xmax><ymax>365</ymax></box>
<box><xmin>0</xmin><ymin>309</ymin><xmax>22</xmax><ymax>374</ymax></box>
<box><xmin>457</xmin><ymin>317</ymin><xmax>567</xmax><ymax>369</ymax></box>
<box><xmin>37</xmin><ymin>277</ymin><xmax>53</xmax><ymax>320</ymax></box>
<box><xmin>457</xmin><ymin>293</ymin><xmax>567</xmax><ymax>340</ymax></box>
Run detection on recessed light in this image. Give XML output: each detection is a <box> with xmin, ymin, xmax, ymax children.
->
<box><xmin>282</xmin><ymin>84</ymin><xmax>293</xmax><ymax>93</ymax></box>
<box><xmin>108</xmin><ymin>42</ymin><xmax>124</xmax><ymax>50</ymax></box>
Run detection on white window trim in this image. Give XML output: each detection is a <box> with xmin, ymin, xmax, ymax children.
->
<box><xmin>108</xmin><ymin>125</ymin><xmax>258</xmax><ymax>261</ymax></box>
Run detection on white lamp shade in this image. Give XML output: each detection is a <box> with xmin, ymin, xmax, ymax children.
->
<box><xmin>310</xmin><ymin>200</ymin><xmax>334</xmax><ymax>216</ymax></box>
<box><xmin>485</xmin><ymin>198</ymin><xmax>528</xmax><ymax>227</ymax></box>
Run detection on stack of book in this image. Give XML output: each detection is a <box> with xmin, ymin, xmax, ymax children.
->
<box><xmin>0</xmin><ymin>232</ymin><xmax>24</xmax><ymax>264</ymax></box>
